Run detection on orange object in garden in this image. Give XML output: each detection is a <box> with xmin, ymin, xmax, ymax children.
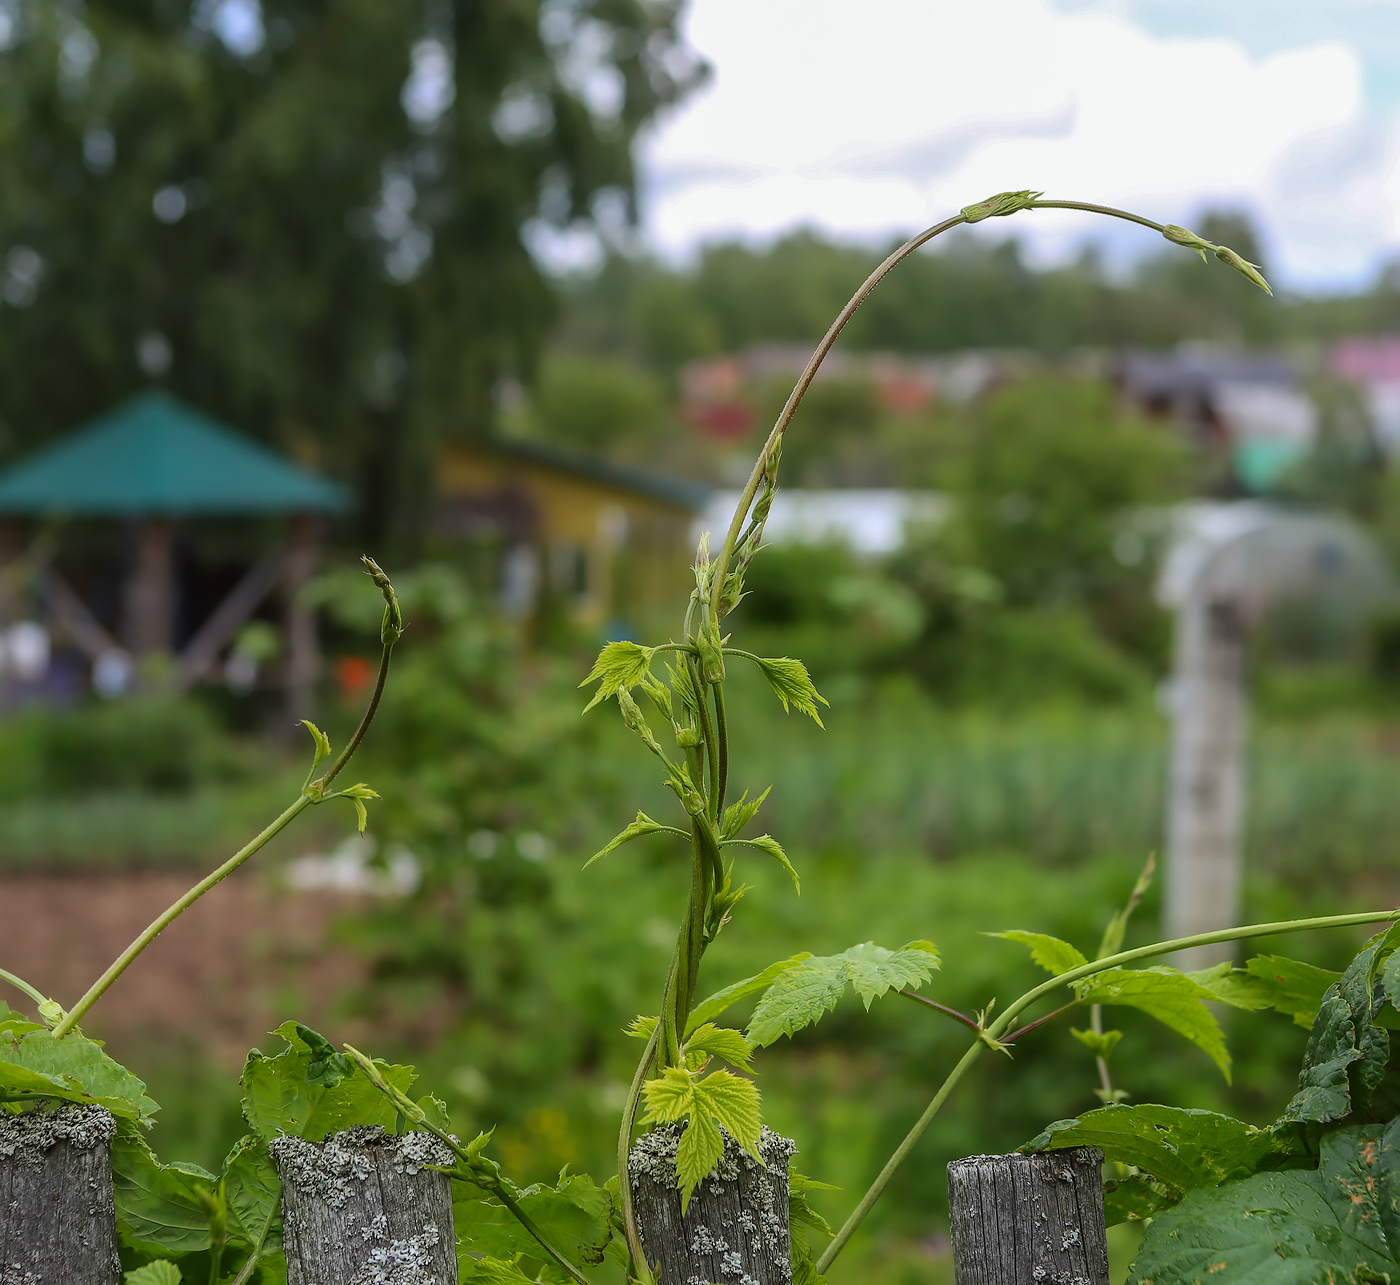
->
<box><xmin>335</xmin><ymin>654</ymin><xmax>375</xmax><ymax>701</ymax></box>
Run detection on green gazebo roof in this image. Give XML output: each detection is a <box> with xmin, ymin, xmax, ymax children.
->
<box><xmin>0</xmin><ymin>392</ymin><xmax>350</xmax><ymax>515</ymax></box>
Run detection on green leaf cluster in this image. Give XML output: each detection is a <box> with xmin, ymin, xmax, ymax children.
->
<box><xmin>746</xmin><ymin>941</ymin><xmax>941</xmax><ymax>1047</ymax></box>
<box><xmin>0</xmin><ymin>1003</ymin><xmax>158</xmax><ymax>1122</ymax></box>
<box><xmin>1024</xmin><ymin>929</ymin><xmax>1400</xmax><ymax>1284</ymax></box>
<box><xmin>641</xmin><ymin>1064</ymin><xmax>763</xmax><ymax>1208</ymax></box>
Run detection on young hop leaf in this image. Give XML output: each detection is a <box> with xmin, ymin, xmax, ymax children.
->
<box><xmin>221</xmin><ymin>1134</ymin><xmax>283</xmax><ymax>1264</ymax></box>
<box><xmin>685</xmin><ymin>954</ymin><xmax>813</xmax><ymax>1034</ymax></box>
<box><xmin>124</xmin><ymin>1264</ymin><xmax>182</xmax><ymax>1285</ymax></box>
<box><xmin>729</xmin><ymin>652</ymin><xmax>829</xmax><ymax>726</ymax></box>
<box><xmin>723</xmin><ymin>832</ymin><xmax>800</xmax><ymax>892</ymax></box>
<box><xmin>993</xmin><ymin>931</ymin><xmax>1089</xmax><ymax>977</ymax></box>
<box><xmin>1075</xmin><ymin>968</ymin><xmax>1231</xmax><ymax>1080</ymax></box>
<box><xmin>642</xmin><ymin>1065</ymin><xmax>763</xmax><ymax>1209</ymax></box>
<box><xmin>1190</xmin><ymin>955</ymin><xmax>1340</xmax><ymax>1027</ymax></box>
<box><xmin>300</xmin><ymin>719</ymin><xmax>331</xmax><ymax>768</ymax></box>
<box><xmin>580</xmin><ymin>641</ymin><xmax>656</xmax><ymax>712</ymax></box>
<box><xmin>720</xmin><ymin>787</ymin><xmax>772</xmax><ymax>841</ymax></box>
<box><xmin>684</xmin><ymin>1023</ymin><xmax>756</xmax><ymax>1072</ymax></box>
<box><xmin>584</xmin><ymin>811</ymin><xmax>687</xmax><ymax>870</ymax></box>
<box><xmin>747</xmin><ymin>942</ymin><xmax>940</xmax><ymax>1047</ymax></box>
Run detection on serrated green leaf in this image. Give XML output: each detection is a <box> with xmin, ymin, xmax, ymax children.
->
<box><xmin>454</xmin><ymin>1170</ymin><xmax>615</xmax><ymax>1279</ymax></box>
<box><xmin>676</xmin><ymin>1110</ymin><xmax>725</xmax><ymax>1212</ymax></box>
<box><xmin>456</xmin><ymin>1254</ymin><xmax>545</xmax><ymax>1284</ymax></box>
<box><xmin>625</xmin><ymin>1015</ymin><xmax>658</xmax><ymax>1041</ymax></box>
<box><xmin>992</xmin><ymin>931</ymin><xmax>1089</xmax><ymax>976</ymax></box>
<box><xmin>240</xmin><ymin>1021</ymin><xmax>413</xmax><ymax>1141</ymax></box>
<box><xmin>664</xmin><ymin>659</ymin><xmax>701</xmax><ymax>718</ymax></box>
<box><xmin>684</xmin><ymin>1023</ymin><xmax>755</xmax><ymax>1072</ymax></box>
<box><xmin>1190</xmin><ymin>955</ymin><xmax>1341</xmax><ymax>1028</ymax></box>
<box><xmin>583</xmin><ymin>811</ymin><xmax>686</xmax><ymax>870</ymax></box>
<box><xmin>1127</xmin><ymin>1123</ymin><xmax>1400</xmax><ymax>1285</ymax></box>
<box><xmin>724</xmin><ymin>833</ymin><xmax>800</xmax><ymax>892</ymax></box>
<box><xmin>641</xmin><ymin>1065</ymin><xmax>694</xmax><ymax>1124</ymax></box>
<box><xmin>1103</xmin><ymin>1174</ymin><xmax>1175</xmax><ymax>1225</ymax></box>
<box><xmin>416</xmin><ymin>1092</ymin><xmax>452</xmax><ymax>1133</ymax></box>
<box><xmin>747</xmin><ymin>942</ymin><xmax>940</xmax><ymax>1046</ymax></box>
<box><xmin>221</xmin><ymin>1135</ymin><xmax>281</xmax><ymax>1256</ymax></box>
<box><xmin>844</xmin><ymin>941</ymin><xmax>940</xmax><ymax>1007</ymax></box>
<box><xmin>749</xmin><ymin>655</ymin><xmax>828</xmax><ymax>726</ymax></box>
<box><xmin>1281</xmin><ymin>988</ymin><xmax>1362</xmax><ymax>1123</ymax></box>
<box><xmin>580</xmin><ymin>641</ymin><xmax>656</xmax><ymax>711</ymax></box>
<box><xmin>693</xmin><ymin>1070</ymin><xmax>762</xmax><ymax>1159</ymax></box>
<box><xmin>746</xmin><ymin>957</ymin><xmax>849</xmax><ymax>1047</ymax></box>
<box><xmin>1022</xmin><ymin>1104</ymin><xmax>1290</xmax><ymax>1220</ymax></box>
<box><xmin>641</xmin><ymin>1067</ymin><xmax>764</xmax><ymax>1208</ymax></box>
<box><xmin>112</xmin><ymin>1128</ymin><xmax>217</xmax><ymax>1255</ymax></box>
<box><xmin>685</xmin><ymin>954</ymin><xmax>813</xmax><ymax>1035</ymax></box>
<box><xmin>720</xmin><ymin>787</ymin><xmax>771</xmax><ymax>841</ymax></box>
<box><xmin>300</xmin><ymin>720</ymin><xmax>330</xmax><ymax>767</ymax></box>
<box><xmin>0</xmin><ymin>1028</ymin><xmax>159</xmax><ymax>1123</ymax></box>
<box><xmin>1070</xmin><ymin>1027</ymin><xmax>1122</xmax><ymax>1059</ymax></box>
<box><xmin>1076</xmin><ymin>968</ymin><xmax>1231</xmax><ymax>1080</ymax></box>
<box><xmin>124</xmin><ymin>1264</ymin><xmax>182</xmax><ymax>1285</ymax></box>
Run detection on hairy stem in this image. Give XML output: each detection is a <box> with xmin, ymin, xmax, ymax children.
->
<box><xmin>0</xmin><ymin>966</ymin><xmax>51</xmax><ymax>1012</ymax></box>
<box><xmin>712</xmin><ymin>684</ymin><xmax>730</xmax><ymax>822</ymax></box>
<box><xmin>815</xmin><ymin>908</ymin><xmax>1396</xmax><ymax>1273</ymax></box>
<box><xmin>51</xmin><ymin>794</ymin><xmax>312</xmax><ymax>1038</ymax></box>
<box><xmin>897</xmin><ymin>989</ymin><xmax>981</xmax><ymax>1035</ymax></box>
<box><xmin>53</xmin><ymin>563</ymin><xmax>400</xmax><ymax>1039</ymax></box>
<box><xmin>708</xmin><ymin>215</ymin><xmax>967</xmax><ymax>616</ymax></box>
<box><xmin>1091</xmin><ymin>1003</ymin><xmax>1114</xmax><ymax>1101</ymax></box>
<box><xmin>620</xmin><ymin>984</ymin><xmax>667</xmax><ymax>1282</ymax></box>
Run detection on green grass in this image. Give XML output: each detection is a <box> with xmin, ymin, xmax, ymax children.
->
<box><xmin>0</xmin><ymin>772</ymin><xmax>343</xmax><ymax>871</ymax></box>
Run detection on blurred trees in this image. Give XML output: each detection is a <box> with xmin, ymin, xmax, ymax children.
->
<box><xmin>0</xmin><ymin>0</ymin><xmax>702</xmax><ymax>545</ymax></box>
<box><xmin>557</xmin><ymin>211</ymin><xmax>1400</xmax><ymax>375</ymax></box>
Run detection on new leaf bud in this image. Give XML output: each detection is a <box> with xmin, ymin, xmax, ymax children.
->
<box><xmin>961</xmin><ymin>189</ymin><xmax>1043</xmax><ymax>224</ymax></box>
<box><xmin>695</xmin><ymin>625</ymin><xmax>726</xmax><ymax>685</ymax></box>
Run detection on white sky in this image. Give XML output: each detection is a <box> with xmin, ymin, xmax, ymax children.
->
<box><xmin>633</xmin><ymin>0</ymin><xmax>1400</xmax><ymax>291</ymax></box>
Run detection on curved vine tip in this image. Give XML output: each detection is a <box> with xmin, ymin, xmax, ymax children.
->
<box><xmin>361</xmin><ymin>555</ymin><xmax>403</xmax><ymax>645</ymax></box>
<box><xmin>1162</xmin><ymin>223</ymin><xmax>1272</xmax><ymax>295</ymax></box>
<box><xmin>962</xmin><ymin>189</ymin><xmax>1043</xmax><ymax>223</ymax></box>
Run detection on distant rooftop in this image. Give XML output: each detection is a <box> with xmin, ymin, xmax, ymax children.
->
<box><xmin>0</xmin><ymin>392</ymin><xmax>349</xmax><ymax>515</ymax></box>
<box><xmin>487</xmin><ymin>434</ymin><xmax>712</xmax><ymax>512</ymax></box>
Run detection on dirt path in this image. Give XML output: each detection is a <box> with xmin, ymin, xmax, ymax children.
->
<box><xmin>0</xmin><ymin>869</ymin><xmax>370</xmax><ymax>1068</ymax></box>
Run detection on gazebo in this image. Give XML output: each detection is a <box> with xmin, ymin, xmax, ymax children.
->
<box><xmin>0</xmin><ymin>391</ymin><xmax>349</xmax><ymax>716</ymax></box>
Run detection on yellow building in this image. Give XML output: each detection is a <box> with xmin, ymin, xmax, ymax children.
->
<box><xmin>438</xmin><ymin>437</ymin><xmax>711</xmax><ymax>634</ymax></box>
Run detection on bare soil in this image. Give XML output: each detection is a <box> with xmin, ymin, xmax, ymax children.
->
<box><xmin>0</xmin><ymin>869</ymin><xmax>370</xmax><ymax>1068</ymax></box>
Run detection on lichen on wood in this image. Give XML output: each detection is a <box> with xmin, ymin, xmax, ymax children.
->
<box><xmin>0</xmin><ymin>1103</ymin><xmax>120</xmax><ymax>1285</ymax></box>
<box><xmin>271</xmin><ymin>1125</ymin><xmax>456</xmax><ymax>1285</ymax></box>
<box><xmin>947</xmin><ymin>1147</ymin><xmax>1109</xmax><ymax>1285</ymax></box>
<box><xmin>630</xmin><ymin>1123</ymin><xmax>795</xmax><ymax>1285</ymax></box>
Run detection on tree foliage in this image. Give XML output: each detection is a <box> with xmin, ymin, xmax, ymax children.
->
<box><xmin>0</xmin><ymin>0</ymin><xmax>702</xmax><ymax>543</ymax></box>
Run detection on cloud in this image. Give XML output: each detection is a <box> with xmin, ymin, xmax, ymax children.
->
<box><xmin>639</xmin><ymin>0</ymin><xmax>1378</xmax><ymax>287</ymax></box>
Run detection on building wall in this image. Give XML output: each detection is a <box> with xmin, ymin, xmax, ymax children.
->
<box><xmin>438</xmin><ymin>445</ymin><xmax>697</xmax><ymax>632</ymax></box>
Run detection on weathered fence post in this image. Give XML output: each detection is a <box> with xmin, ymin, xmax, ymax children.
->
<box><xmin>271</xmin><ymin>1125</ymin><xmax>457</xmax><ymax>1285</ymax></box>
<box><xmin>630</xmin><ymin>1124</ymin><xmax>795</xmax><ymax>1285</ymax></box>
<box><xmin>947</xmin><ymin>1147</ymin><xmax>1109</xmax><ymax>1285</ymax></box>
<box><xmin>0</xmin><ymin>1103</ymin><xmax>120</xmax><ymax>1285</ymax></box>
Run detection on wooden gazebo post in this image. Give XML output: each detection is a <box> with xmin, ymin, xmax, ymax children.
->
<box><xmin>124</xmin><ymin>516</ymin><xmax>176</xmax><ymax>659</ymax></box>
<box><xmin>0</xmin><ymin>391</ymin><xmax>350</xmax><ymax>700</ymax></box>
